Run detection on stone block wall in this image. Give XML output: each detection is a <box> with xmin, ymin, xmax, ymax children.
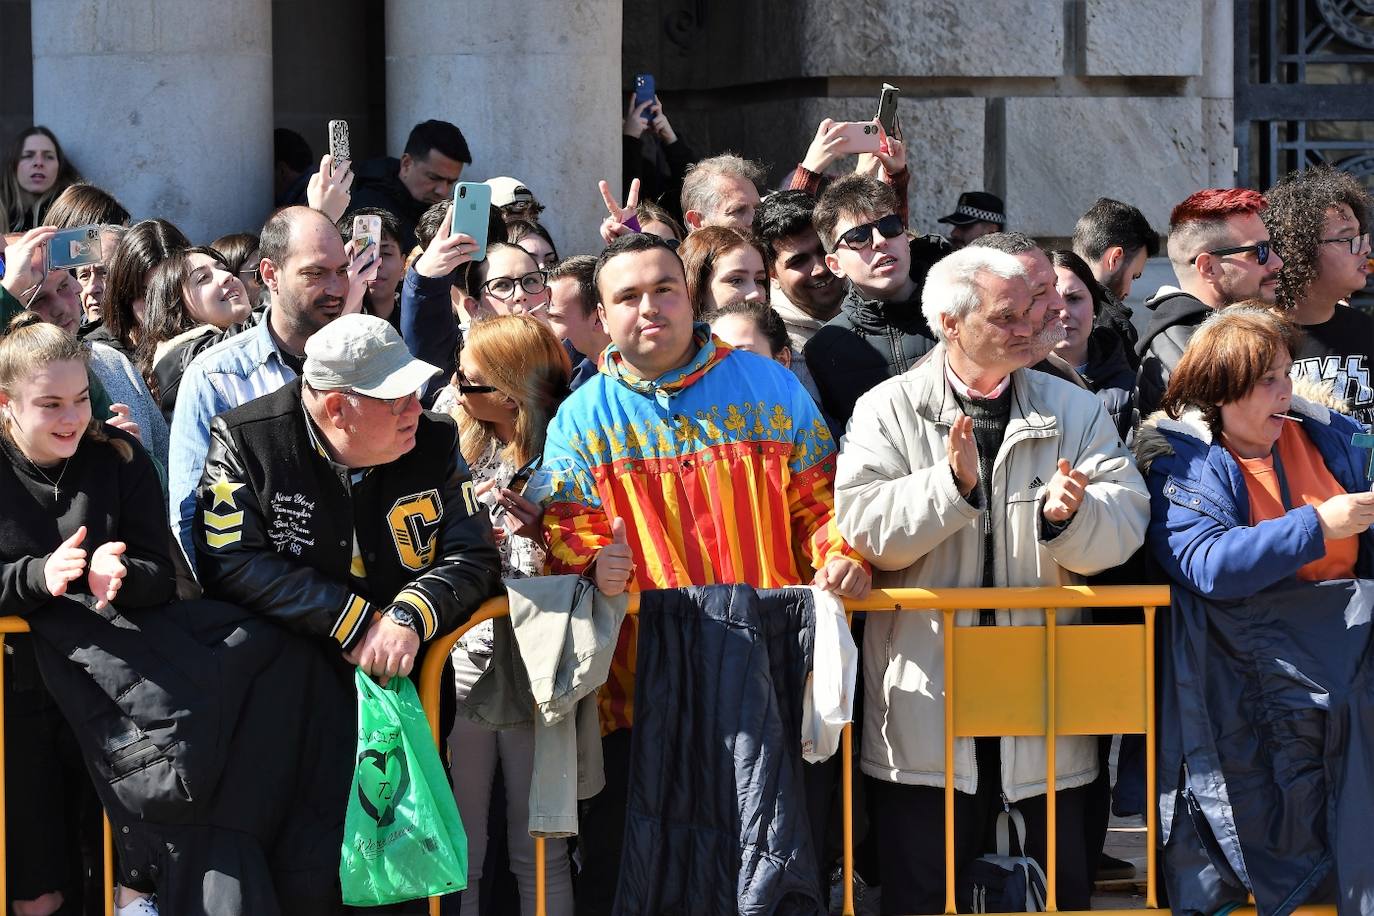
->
<box><xmin>626</xmin><ymin>0</ymin><xmax>1236</xmax><ymax>241</ymax></box>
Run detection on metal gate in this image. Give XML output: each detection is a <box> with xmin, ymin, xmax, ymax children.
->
<box><xmin>1235</xmin><ymin>0</ymin><xmax>1374</xmax><ymax>192</ymax></box>
<box><xmin>1235</xmin><ymin>0</ymin><xmax>1374</xmax><ymax>308</ymax></box>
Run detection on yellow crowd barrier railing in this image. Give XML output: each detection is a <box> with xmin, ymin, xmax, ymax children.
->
<box><xmin>418</xmin><ymin>584</ymin><xmax>1337</xmax><ymax>916</ymax></box>
<box><xmin>0</xmin><ymin>587</ymin><xmax>1337</xmax><ymax>916</ymax></box>
<box><xmin>0</xmin><ymin>617</ymin><xmax>115</xmax><ymax>916</ymax></box>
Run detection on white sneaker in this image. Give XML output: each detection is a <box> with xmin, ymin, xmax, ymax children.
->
<box><xmin>114</xmin><ymin>895</ymin><xmax>159</xmax><ymax>916</ymax></box>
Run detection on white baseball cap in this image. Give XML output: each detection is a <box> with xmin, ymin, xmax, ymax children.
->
<box><xmin>485</xmin><ymin>176</ymin><xmax>536</xmax><ymax>208</ymax></box>
<box><xmin>303</xmin><ymin>314</ymin><xmax>439</xmax><ymax>399</ymax></box>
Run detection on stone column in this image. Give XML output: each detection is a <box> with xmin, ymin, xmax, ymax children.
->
<box><xmin>31</xmin><ymin>0</ymin><xmax>273</xmax><ymax>242</ymax></box>
<box><xmin>386</xmin><ymin>0</ymin><xmax>621</xmax><ymax>257</ymax></box>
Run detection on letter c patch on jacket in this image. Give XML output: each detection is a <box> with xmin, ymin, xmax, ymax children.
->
<box><xmin>388</xmin><ymin>489</ymin><xmax>442</xmax><ymax>570</ymax></box>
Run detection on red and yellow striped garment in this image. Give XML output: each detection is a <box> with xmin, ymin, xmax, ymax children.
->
<box><xmin>542</xmin><ymin>330</ymin><xmax>865</xmax><ymax>733</ymax></box>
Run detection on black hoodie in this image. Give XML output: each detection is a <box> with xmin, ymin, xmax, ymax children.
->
<box><xmin>803</xmin><ymin>284</ymin><xmax>936</xmax><ymax>431</ymax></box>
<box><xmin>1079</xmin><ymin>325</ymin><xmax>1137</xmax><ymax>443</ymax></box>
<box><xmin>1134</xmin><ymin>288</ymin><xmax>1211</xmax><ymax>420</ymax></box>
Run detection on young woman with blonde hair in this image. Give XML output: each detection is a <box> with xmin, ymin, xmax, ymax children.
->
<box><xmin>0</xmin><ymin>313</ymin><xmax>173</xmax><ymax>916</ymax></box>
<box><xmin>444</xmin><ymin>314</ymin><xmax>573</xmax><ymax>915</ymax></box>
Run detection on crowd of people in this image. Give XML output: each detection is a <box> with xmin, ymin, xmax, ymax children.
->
<box><xmin>0</xmin><ymin>89</ymin><xmax>1372</xmax><ymax>916</ymax></box>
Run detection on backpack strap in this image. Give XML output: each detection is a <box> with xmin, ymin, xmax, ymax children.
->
<box><xmin>995</xmin><ymin>807</ymin><xmax>1029</xmax><ymax>857</ymax></box>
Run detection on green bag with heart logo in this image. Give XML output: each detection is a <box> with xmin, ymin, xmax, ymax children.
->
<box><xmin>340</xmin><ymin>669</ymin><xmax>468</xmax><ymax>906</ymax></box>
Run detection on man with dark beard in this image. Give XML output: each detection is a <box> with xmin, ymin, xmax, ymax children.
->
<box><xmin>169</xmin><ymin>206</ymin><xmax>349</xmax><ymax>568</ymax></box>
<box><xmin>1072</xmin><ymin>198</ymin><xmax>1160</xmax><ymax>365</ymax></box>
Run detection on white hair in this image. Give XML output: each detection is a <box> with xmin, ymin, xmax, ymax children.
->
<box><xmin>921</xmin><ymin>247</ymin><xmax>1028</xmax><ymax>343</ymax></box>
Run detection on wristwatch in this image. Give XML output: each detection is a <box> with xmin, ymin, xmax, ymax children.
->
<box><xmin>384</xmin><ymin>603</ymin><xmax>421</xmax><ymax>635</ymax></box>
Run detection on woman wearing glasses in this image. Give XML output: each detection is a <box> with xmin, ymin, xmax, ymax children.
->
<box><xmin>1263</xmin><ymin>164</ymin><xmax>1374</xmax><ymax>428</ymax></box>
<box><xmin>445</xmin><ymin>314</ymin><xmax>574</xmax><ymax>916</ymax></box>
<box><xmin>460</xmin><ymin>241</ymin><xmax>552</xmax><ymax>323</ymax></box>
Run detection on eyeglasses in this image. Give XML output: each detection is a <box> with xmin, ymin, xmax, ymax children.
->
<box><xmin>1319</xmin><ymin>233</ymin><xmax>1371</xmax><ymax>256</ymax></box>
<box><xmin>832</xmin><ymin>213</ymin><xmax>905</xmax><ymax>252</ymax></box>
<box><xmin>455</xmin><ymin>372</ymin><xmax>498</xmax><ymax>396</ymax></box>
<box><xmin>351</xmin><ymin>389</ymin><xmax>420</xmax><ymax>415</ymax></box>
<box><xmin>238</xmin><ymin>267</ymin><xmax>260</xmax><ymax>284</ymax></box>
<box><xmin>481</xmin><ymin>270</ymin><xmax>548</xmax><ymax>300</ymax></box>
<box><xmin>1191</xmin><ymin>241</ymin><xmax>1271</xmax><ymax>266</ymax></box>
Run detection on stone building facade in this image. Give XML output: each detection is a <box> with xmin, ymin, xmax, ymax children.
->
<box><xmin>3</xmin><ymin>1</ymin><xmax>1368</xmax><ymax>265</ymax></box>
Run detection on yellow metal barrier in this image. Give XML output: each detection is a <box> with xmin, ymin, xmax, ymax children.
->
<box><xmin>0</xmin><ymin>589</ymin><xmax>1337</xmax><ymax>916</ymax></box>
<box><xmin>416</xmin><ymin>584</ymin><xmax>1337</xmax><ymax>916</ymax></box>
<box><xmin>0</xmin><ymin>617</ymin><xmax>115</xmax><ymax>916</ymax></box>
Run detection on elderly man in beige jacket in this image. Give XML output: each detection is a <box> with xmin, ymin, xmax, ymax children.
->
<box><xmin>834</xmin><ymin>246</ymin><xmax>1148</xmax><ymax>914</ymax></box>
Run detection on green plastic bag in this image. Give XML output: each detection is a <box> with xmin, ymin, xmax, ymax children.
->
<box><xmin>340</xmin><ymin>669</ymin><xmax>468</xmax><ymax>906</ymax></box>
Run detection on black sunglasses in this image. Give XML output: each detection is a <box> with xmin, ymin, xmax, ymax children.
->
<box><xmin>455</xmin><ymin>371</ymin><xmax>497</xmax><ymax>395</ymax></box>
<box><xmin>1191</xmin><ymin>241</ymin><xmax>1271</xmax><ymax>266</ymax></box>
<box><xmin>833</xmin><ymin>213</ymin><xmax>904</xmax><ymax>252</ymax></box>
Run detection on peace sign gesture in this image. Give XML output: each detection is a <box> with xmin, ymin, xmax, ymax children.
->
<box><xmin>597</xmin><ymin>178</ymin><xmax>641</xmax><ymax>245</ymax></box>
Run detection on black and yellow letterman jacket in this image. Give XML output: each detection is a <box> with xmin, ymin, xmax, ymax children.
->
<box><xmin>193</xmin><ymin>379</ymin><xmax>501</xmax><ymax>653</ymax></box>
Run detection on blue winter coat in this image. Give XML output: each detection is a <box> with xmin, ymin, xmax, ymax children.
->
<box><xmin>1137</xmin><ymin>397</ymin><xmax>1374</xmax><ymax>916</ymax></box>
<box><xmin>1136</xmin><ymin>396</ymin><xmax>1374</xmax><ymax>600</ymax></box>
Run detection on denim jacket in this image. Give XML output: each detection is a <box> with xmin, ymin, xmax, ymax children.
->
<box><xmin>167</xmin><ymin>316</ymin><xmax>295</xmax><ymax>568</ymax></box>
<box><xmin>1135</xmin><ymin>394</ymin><xmax>1374</xmax><ymax>600</ymax></box>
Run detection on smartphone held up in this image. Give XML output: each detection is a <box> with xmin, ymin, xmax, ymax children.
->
<box><xmin>451</xmin><ymin>182</ymin><xmax>492</xmax><ymax>262</ymax></box>
<box><xmin>352</xmin><ymin>214</ymin><xmax>381</xmax><ymax>269</ymax></box>
<box><xmin>634</xmin><ymin>73</ymin><xmax>656</xmax><ymax>122</ymax></box>
<box><xmin>328</xmin><ymin>119</ymin><xmax>350</xmax><ymax>175</ymax></box>
<box><xmin>48</xmin><ymin>225</ymin><xmax>103</xmax><ymax>271</ymax></box>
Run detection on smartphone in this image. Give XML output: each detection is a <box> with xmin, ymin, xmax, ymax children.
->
<box><xmin>833</xmin><ymin>121</ymin><xmax>884</xmax><ymax>155</ymax></box>
<box><xmin>327</xmin><ymin>119</ymin><xmax>350</xmax><ymax>174</ymax></box>
<box><xmin>506</xmin><ymin>455</ymin><xmax>541</xmax><ymax>498</ymax></box>
<box><xmin>352</xmin><ymin>214</ymin><xmax>381</xmax><ymax>253</ymax></box>
<box><xmin>451</xmin><ymin>182</ymin><xmax>492</xmax><ymax>262</ymax></box>
<box><xmin>351</xmin><ymin>214</ymin><xmax>381</xmax><ymax>271</ymax></box>
<box><xmin>875</xmin><ymin>83</ymin><xmax>901</xmax><ymax>139</ymax></box>
<box><xmin>634</xmin><ymin>74</ymin><xmax>656</xmax><ymax>122</ymax></box>
<box><xmin>48</xmin><ymin>225</ymin><xmax>103</xmax><ymax>271</ymax></box>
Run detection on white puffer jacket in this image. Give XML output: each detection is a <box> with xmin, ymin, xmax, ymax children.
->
<box><xmin>835</xmin><ymin>346</ymin><xmax>1148</xmax><ymax>801</ymax></box>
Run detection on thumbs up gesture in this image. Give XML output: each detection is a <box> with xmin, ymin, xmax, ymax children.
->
<box><xmin>594</xmin><ymin>517</ymin><xmax>636</xmax><ymax>597</ymax></box>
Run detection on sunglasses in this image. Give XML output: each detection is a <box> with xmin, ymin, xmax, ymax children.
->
<box><xmin>1192</xmin><ymin>241</ymin><xmax>1271</xmax><ymax>266</ymax></box>
<box><xmin>481</xmin><ymin>270</ymin><xmax>548</xmax><ymax>300</ymax></box>
<box><xmin>501</xmin><ymin>200</ymin><xmax>543</xmax><ymax>215</ymax></box>
<box><xmin>832</xmin><ymin>213</ymin><xmax>905</xmax><ymax>252</ymax></box>
<box><xmin>456</xmin><ymin>371</ymin><xmax>498</xmax><ymax>396</ymax></box>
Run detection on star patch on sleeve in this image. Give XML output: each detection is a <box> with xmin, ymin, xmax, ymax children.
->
<box><xmin>204</xmin><ymin>471</ymin><xmax>246</xmax><ymax>548</ymax></box>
